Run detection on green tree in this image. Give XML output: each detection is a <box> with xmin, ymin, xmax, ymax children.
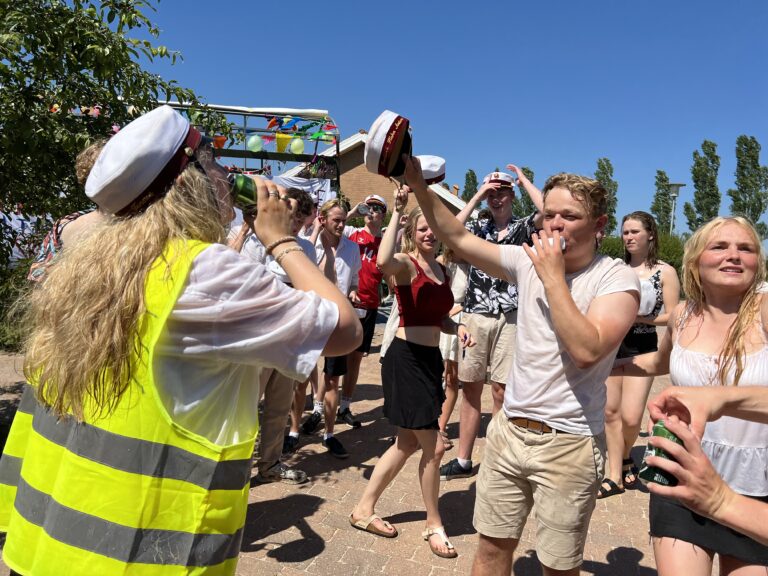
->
<box><xmin>594</xmin><ymin>158</ymin><xmax>618</xmax><ymax>235</ymax></box>
<box><xmin>650</xmin><ymin>170</ymin><xmax>673</xmax><ymax>234</ymax></box>
<box><xmin>462</xmin><ymin>169</ymin><xmax>478</xmax><ymax>202</ymax></box>
<box><xmin>683</xmin><ymin>140</ymin><xmax>720</xmax><ymax>232</ymax></box>
<box><xmin>511</xmin><ymin>166</ymin><xmax>537</xmax><ymax>216</ymax></box>
<box><xmin>727</xmin><ymin>135</ymin><xmax>768</xmax><ymax>238</ymax></box>
<box><xmin>0</xmin><ymin>0</ymin><xmax>230</xmax><ymax>267</ymax></box>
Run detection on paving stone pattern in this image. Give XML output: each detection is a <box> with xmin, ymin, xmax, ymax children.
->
<box><xmin>0</xmin><ymin>319</ymin><xmax>680</xmax><ymax>575</ymax></box>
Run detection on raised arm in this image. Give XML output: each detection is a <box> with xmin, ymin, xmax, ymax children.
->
<box><xmin>254</xmin><ymin>179</ymin><xmax>361</xmax><ymax>355</ymax></box>
<box><xmin>377</xmin><ymin>187</ymin><xmax>410</xmax><ymax>277</ymax></box>
<box><xmin>507</xmin><ymin>164</ymin><xmax>544</xmax><ymax>213</ymax></box>
<box><xmin>455</xmin><ymin>181</ymin><xmax>497</xmax><ymax>225</ymax></box>
<box><xmin>404</xmin><ymin>156</ymin><xmax>507</xmax><ymax>280</ymax></box>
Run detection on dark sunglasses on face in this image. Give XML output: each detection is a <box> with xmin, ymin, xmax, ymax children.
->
<box><xmin>367</xmin><ymin>203</ymin><xmax>386</xmax><ymax>214</ymax></box>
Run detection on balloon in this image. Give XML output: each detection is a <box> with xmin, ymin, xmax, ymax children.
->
<box><xmin>246</xmin><ymin>134</ymin><xmax>263</xmax><ymax>152</ymax></box>
<box><xmin>289</xmin><ymin>138</ymin><xmax>305</xmax><ymax>154</ymax></box>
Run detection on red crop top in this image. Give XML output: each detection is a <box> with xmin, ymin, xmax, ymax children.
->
<box><xmin>395</xmin><ymin>256</ymin><xmax>453</xmax><ymax>328</ymax></box>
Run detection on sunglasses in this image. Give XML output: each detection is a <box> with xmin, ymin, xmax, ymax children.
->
<box><xmin>367</xmin><ymin>203</ymin><xmax>386</xmax><ymax>214</ymax></box>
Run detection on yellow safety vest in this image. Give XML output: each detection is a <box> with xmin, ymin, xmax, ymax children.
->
<box><xmin>0</xmin><ymin>240</ymin><xmax>257</xmax><ymax>575</ymax></box>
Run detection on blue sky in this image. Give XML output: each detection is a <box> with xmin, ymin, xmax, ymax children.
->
<box><xmin>144</xmin><ymin>0</ymin><xmax>767</xmax><ymax>235</ymax></box>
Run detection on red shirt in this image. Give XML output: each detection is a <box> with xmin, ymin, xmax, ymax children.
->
<box><xmin>396</xmin><ymin>256</ymin><xmax>453</xmax><ymax>328</ymax></box>
<box><xmin>347</xmin><ymin>227</ymin><xmax>383</xmax><ymax>309</ymax></box>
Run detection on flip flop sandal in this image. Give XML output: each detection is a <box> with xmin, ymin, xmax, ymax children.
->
<box><xmin>622</xmin><ymin>458</ymin><xmax>640</xmax><ymax>489</ymax></box>
<box><xmin>597</xmin><ymin>478</ymin><xmax>625</xmax><ymax>499</ymax></box>
<box><xmin>349</xmin><ymin>513</ymin><xmax>398</xmax><ymax>538</ymax></box>
<box><xmin>422</xmin><ymin>525</ymin><xmax>458</xmax><ymax>559</ymax></box>
<box><xmin>439</xmin><ymin>430</ymin><xmax>454</xmax><ymax>450</ymax></box>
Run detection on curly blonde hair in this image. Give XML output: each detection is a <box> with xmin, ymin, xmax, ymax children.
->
<box><xmin>542</xmin><ymin>173</ymin><xmax>607</xmax><ymax>220</ymax></box>
<box><xmin>23</xmin><ymin>164</ymin><xmax>227</xmax><ymax>420</ymax></box>
<box><xmin>681</xmin><ymin>216</ymin><xmax>766</xmax><ymax>387</ymax></box>
<box><xmin>75</xmin><ymin>139</ymin><xmax>108</xmax><ymax>187</ymax></box>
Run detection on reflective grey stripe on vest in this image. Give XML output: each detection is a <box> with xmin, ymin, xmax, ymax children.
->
<box><xmin>15</xmin><ymin>477</ymin><xmax>243</xmax><ymax>566</ymax></box>
<box><xmin>0</xmin><ymin>454</ymin><xmax>21</xmax><ymax>487</ymax></box>
<box><xmin>17</xmin><ymin>384</ymin><xmax>37</xmax><ymax>415</ymax></box>
<box><xmin>31</xmin><ymin>400</ymin><xmax>252</xmax><ymax>491</ymax></box>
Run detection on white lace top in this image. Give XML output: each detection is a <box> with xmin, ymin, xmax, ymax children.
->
<box><xmin>670</xmin><ymin>305</ymin><xmax>768</xmax><ymax>496</ymax></box>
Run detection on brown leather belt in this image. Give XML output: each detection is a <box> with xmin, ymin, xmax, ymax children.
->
<box><xmin>510</xmin><ymin>417</ymin><xmax>554</xmax><ymax>434</ymax></box>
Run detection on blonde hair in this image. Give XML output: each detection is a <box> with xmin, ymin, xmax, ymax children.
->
<box><xmin>75</xmin><ymin>139</ymin><xmax>107</xmax><ymax>187</ymax></box>
<box><xmin>681</xmin><ymin>216</ymin><xmax>766</xmax><ymax>387</ymax></box>
<box><xmin>542</xmin><ymin>173</ymin><xmax>607</xmax><ymax>220</ymax></box>
<box><xmin>319</xmin><ymin>198</ymin><xmax>345</xmax><ymax>218</ymax></box>
<box><xmin>400</xmin><ymin>206</ymin><xmax>439</xmax><ymax>257</ymax></box>
<box><xmin>23</xmin><ymin>165</ymin><xmax>227</xmax><ymax>420</ymax></box>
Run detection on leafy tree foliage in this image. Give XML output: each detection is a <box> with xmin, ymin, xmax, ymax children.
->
<box><xmin>683</xmin><ymin>140</ymin><xmax>720</xmax><ymax>232</ymax></box>
<box><xmin>0</xmin><ymin>0</ymin><xmax>230</xmax><ymax>268</ymax></box>
<box><xmin>727</xmin><ymin>135</ymin><xmax>768</xmax><ymax>238</ymax></box>
<box><xmin>594</xmin><ymin>158</ymin><xmax>618</xmax><ymax>235</ymax></box>
<box><xmin>511</xmin><ymin>166</ymin><xmax>537</xmax><ymax>217</ymax></box>
<box><xmin>461</xmin><ymin>169</ymin><xmax>478</xmax><ymax>202</ymax></box>
<box><xmin>650</xmin><ymin>170</ymin><xmax>672</xmax><ymax>234</ymax></box>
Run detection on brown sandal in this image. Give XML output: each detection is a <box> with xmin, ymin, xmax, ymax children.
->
<box><xmin>349</xmin><ymin>513</ymin><xmax>398</xmax><ymax>538</ymax></box>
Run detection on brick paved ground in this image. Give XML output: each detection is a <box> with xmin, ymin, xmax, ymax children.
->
<box><xmin>0</xmin><ymin>315</ymin><xmax>671</xmax><ymax>575</ymax></box>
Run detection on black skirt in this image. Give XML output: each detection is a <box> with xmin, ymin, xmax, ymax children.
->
<box><xmin>650</xmin><ymin>493</ymin><xmax>768</xmax><ymax>565</ymax></box>
<box><xmin>616</xmin><ymin>329</ymin><xmax>658</xmax><ymax>359</ymax></box>
<box><xmin>381</xmin><ymin>337</ymin><xmax>444</xmax><ymax>429</ymax></box>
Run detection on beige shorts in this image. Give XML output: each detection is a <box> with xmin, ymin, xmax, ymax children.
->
<box><xmin>457</xmin><ymin>310</ymin><xmax>516</xmax><ymax>384</ymax></box>
<box><xmin>473</xmin><ymin>411</ymin><xmax>606</xmax><ymax>571</ymax></box>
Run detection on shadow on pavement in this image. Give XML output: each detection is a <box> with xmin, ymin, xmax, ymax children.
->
<box><xmin>241</xmin><ymin>493</ymin><xmax>325</xmax><ymax>563</ymax></box>
<box><xmin>0</xmin><ymin>381</ymin><xmax>24</xmax><ymax>455</ymax></box>
<box><xmin>513</xmin><ymin>546</ymin><xmax>655</xmax><ymax>575</ymax></box>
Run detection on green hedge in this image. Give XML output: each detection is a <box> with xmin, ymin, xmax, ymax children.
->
<box><xmin>599</xmin><ymin>234</ymin><xmax>685</xmax><ymax>278</ymax></box>
<box><xmin>0</xmin><ymin>262</ymin><xmax>30</xmax><ymax>352</ymax></box>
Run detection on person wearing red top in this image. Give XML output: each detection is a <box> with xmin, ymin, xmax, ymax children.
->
<box><xmin>349</xmin><ymin>187</ymin><xmax>474</xmax><ymax>560</ymax></box>
<box><xmin>338</xmin><ymin>194</ymin><xmax>388</xmax><ymax>428</ymax></box>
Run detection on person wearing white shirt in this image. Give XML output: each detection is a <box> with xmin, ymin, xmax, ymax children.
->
<box><xmin>300</xmin><ymin>198</ymin><xmax>361</xmax><ymax>459</ymax></box>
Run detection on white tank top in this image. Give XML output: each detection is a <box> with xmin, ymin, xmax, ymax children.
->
<box><xmin>670</xmin><ymin>304</ymin><xmax>768</xmax><ymax>496</ymax></box>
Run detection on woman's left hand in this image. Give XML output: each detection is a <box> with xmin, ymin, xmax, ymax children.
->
<box><xmin>458</xmin><ymin>324</ymin><xmax>475</xmax><ymax>348</ymax></box>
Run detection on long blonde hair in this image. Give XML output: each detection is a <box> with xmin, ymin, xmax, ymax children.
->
<box><xmin>24</xmin><ymin>165</ymin><xmax>227</xmax><ymax>420</ymax></box>
<box><xmin>681</xmin><ymin>216</ymin><xmax>766</xmax><ymax>386</ymax></box>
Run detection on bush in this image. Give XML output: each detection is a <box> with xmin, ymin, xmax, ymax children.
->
<box><xmin>0</xmin><ymin>262</ymin><xmax>30</xmax><ymax>352</ymax></box>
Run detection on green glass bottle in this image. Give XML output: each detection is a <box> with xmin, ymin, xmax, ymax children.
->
<box><xmin>229</xmin><ymin>174</ymin><xmax>257</xmax><ymax>213</ymax></box>
<box><xmin>638</xmin><ymin>420</ymin><xmax>684</xmax><ymax>486</ymax></box>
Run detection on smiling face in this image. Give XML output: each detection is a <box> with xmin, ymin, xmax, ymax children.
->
<box><xmin>696</xmin><ymin>222</ymin><xmax>760</xmax><ymax>295</ymax></box>
<box><xmin>541</xmin><ymin>186</ymin><xmax>606</xmax><ymax>268</ymax></box>
<box><xmin>487</xmin><ymin>187</ymin><xmax>514</xmax><ymax>220</ymax></box>
<box><xmin>413</xmin><ymin>215</ymin><xmax>438</xmax><ymax>254</ymax></box>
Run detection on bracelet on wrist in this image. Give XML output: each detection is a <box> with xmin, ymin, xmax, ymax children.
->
<box><xmin>274</xmin><ymin>245</ymin><xmax>304</xmax><ymax>266</ymax></box>
<box><xmin>265</xmin><ymin>236</ymin><xmax>297</xmax><ymax>255</ymax></box>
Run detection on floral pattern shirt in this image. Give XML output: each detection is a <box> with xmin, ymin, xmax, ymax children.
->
<box><xmin>463</xmin><ymin>213</ymin><xmax>537</xmax><ymax>314</ymax></box>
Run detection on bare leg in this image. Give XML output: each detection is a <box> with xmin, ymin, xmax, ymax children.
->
<box><xmin>652</xmin><ymin>536</ymin><xmax>714</xmax><ymax>576</ymax></box>
<box><xmin>411</xmin><ymin>428</ymin><xmax>452</xmax><ymax>556</ymax></box>
<box><xmin>324</xmin><ymin>374</ymin><xmax>340</xmax><ymax>435</ymax></box>
<box><xmin>351</xmin><ymin>428</ymin><xmax>419</xmax><ymax>534</ymax></box>
<box><xmin>490</xmin><ymin>381</ymin><xmax>505</xmax><ymax>416</ymax></box>
<box><xmin>719</xmin><ymin>553</ymin><xmax>768</xmax><ymax>575</ymax></box>
<box><xmin>438</xmin><ymin>360</ymin><xmax>459</xmax><ymax>434</ymax></box>
<box><xmin>603</xmin><ymin>374</ymin><xmax>624</xmax><ymax>487</ymax></box>
<box><xmin>457</xmin><ymin>380</ymin><xmax>483</xmax><ymax>462</ymax></box>
<box><xmin>620</xmin><ymin>375</ymin><xmax>655</xmax><ymax>460</ymax></box>
<box><xmin>342</xmin><ymin>350</ymin><xmax>365</xmax><ymax>402</ymax></box>
<box><xmin>471</xmin><ymin>534</ymin><xmax>518</xmax><ymax>576</ymax></box>
<box><xmin>289</xmin><ymin>378</ymin><xmax>308</xmax><ymax>435</ymax></box>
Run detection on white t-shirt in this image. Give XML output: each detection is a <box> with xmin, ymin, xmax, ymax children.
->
<box><xmin>241</xmin><ymin>234</ymin><xmax>317</xmax><ymax>285</ymax></box>
<box><xmin>500</xmin><ymin>246</ymin><xmax>639</xmax><ymax>435</ymax></box>
<box><xmin>154</xmin><ymin>244</ymin><xmax>338</xmax><ymax>446</ymax></box>
<box><xmin>314</xmin><ymin>234</ymin><xmax>362</xmax><ymax>296</ymax></box>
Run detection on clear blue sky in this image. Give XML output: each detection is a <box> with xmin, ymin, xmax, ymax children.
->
<box><xmin>144</xmin><ymin>0</ymin><xmax>768</xmax><ymax>234</ymax></box>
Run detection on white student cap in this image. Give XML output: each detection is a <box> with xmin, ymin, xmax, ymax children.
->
<box><xmin>364</xmin><ymin>110</ymin><xmax>412</xmax><ymax>178</ymax></box>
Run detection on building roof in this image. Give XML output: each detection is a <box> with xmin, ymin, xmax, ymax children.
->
<box><xmin>281</xmin><ymin>132</ymin><xmax>477</xmax><ymax>218</ymax></box>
